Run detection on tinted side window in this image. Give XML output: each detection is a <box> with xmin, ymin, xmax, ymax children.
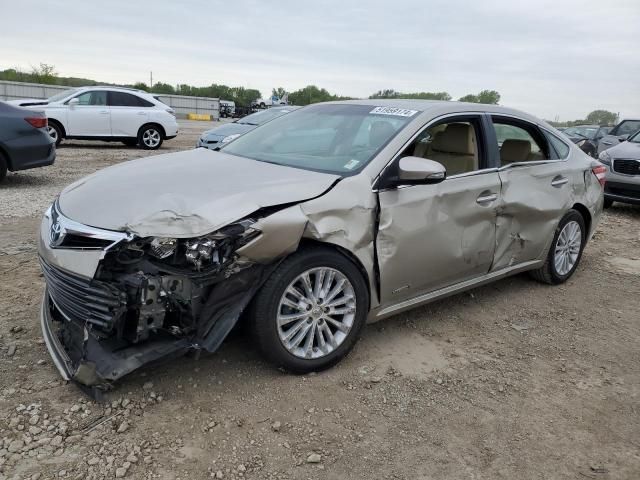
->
<box><xmin>616</xmin><ymin>120</ymin><xmax>640</xmax><ymax>136</ymax></box>
<box><xmin>109</xmin><ymin>92</ymin><xmax>153</xmax><ymax>107</ymax></box>
<box><xmin>73</xmin><ymin>91</ymin><xmax>107</xmax><ymax>106</ymax></box>
<box><xmin>491</xmin><ymin>117</ymin><xmax>549</xmax><ymax>166</ymax></box>
<box><xmin>544</xmin><ymin>132</ymin><xmax>570</xmax><ymax>159</ymax></box>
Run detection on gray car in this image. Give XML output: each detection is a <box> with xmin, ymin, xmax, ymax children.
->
<box><xmin>38</xmin><ymin>100</ymin><xmax>604</xmax><ymax>394</ymax></box>
<box><xmin>0</xmin><ymin>101</ymin><xmax>55</xmax><ymax>182</ymax></box>
<box><xmin>599</xmin><ymin>130</ymin><xmax>640</xmax><ymax>207</ymax></box>
<box><xmin>196</xmin><ymin>106</ymin><xmax>300</xmax><ymax>149</ymax></box>
<box><xmin>597</xmin><ymin>118</ymin><xmax>640</xmax><ymax>155</ymax></box>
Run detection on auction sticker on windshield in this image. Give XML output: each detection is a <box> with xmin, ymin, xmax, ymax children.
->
<box><xmin>370</xmin><ymin>106</ymin><xmax>418</xmax><ymax>117</ymax></box>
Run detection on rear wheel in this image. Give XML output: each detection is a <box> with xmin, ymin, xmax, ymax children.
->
<box><xmin>47</xmin><ymin>121</ymin><xmax>63</xmax><ymax>147</ymax></box>
<box><xmin>530</xmin><ymin>209</ymin><xmax>586</xmax><ymax>285</ymax></box>
<box><xmin>249</xmin><ymin>248</ymin><xmax>368</xmax><ymax>373</ymax></box>
<box><xmin>138</xmin><ymin>125</ymin><xmax>163</xmax><ymax>150</ymax></box>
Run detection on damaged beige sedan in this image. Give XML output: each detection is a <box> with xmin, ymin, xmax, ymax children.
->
<box><xmin>39</xmin><ymin>100</ymin><xmax>605</xmax><ymax>395</ymax></box>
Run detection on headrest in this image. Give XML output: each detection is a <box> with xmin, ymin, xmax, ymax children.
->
<box><xmin>500</xmin><ymin>139</ymin><xmax>531</xmax><ymax>163</ymax></box>
<box><xmin>369</xmin><ymin>121</ymin><xmax>396</xmax><ymax>149</ymax></box>
<box><xmin>431</xmin><ymin>123</ymin><xmax>474</xmax><ymax>155</ymax></box>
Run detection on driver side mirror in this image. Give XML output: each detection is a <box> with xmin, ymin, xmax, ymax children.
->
<box><xmin>618</xmin><ymin>134</ymin><xmax>629</xmax><ymax>142</ymax></box>
<box><xmin>68</xmin><ymin>97</ymin><xmax>79</xmax><ymax>108</ymax></box>
<box><xmin>389</xmin><ymin>156</ymin><xmax>446</xmax><ymax>186</ymax></box>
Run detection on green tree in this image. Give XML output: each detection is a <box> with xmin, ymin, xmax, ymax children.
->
<box><xmin>288</xmin><ymin>85</ymin><xmax>351</xmax><ymax>106</ymax></box>
<box><xmin>585</xmin><ymin>110</ymin><xmax>617</xmax><ymax>126</ymax></box>
<box><xmin>459</xmin><ymin>90</ymin><xmax>500</xmax><ymax>104</ymax></box>
<box><xmin>131</xmin><ymin>82</ymin><xmax>149</xmax><ymax>91</ymax></box>
<box><xmin>150</xmin><ymin>82</ymin><xmax>175</xmax><ymax>94</ymax></box>
<box><xmin>370</xmin><ymin>89</ymin><xmax>451</xmax><ymax>101</ymax></box>
<box><xmin>30</xmin><ymin>63</ymin><xmax>57</xmax><ymax>84</ymax></box>
<box><xmin>272</xmin><ymin>87</ymin><xmax>287</xmax><ymax>99</ymax></box>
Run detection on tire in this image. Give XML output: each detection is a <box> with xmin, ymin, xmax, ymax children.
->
<box><xmin>137</xmin><ymin>125</ymin><xmax>163</xmax><ymax>150</ymax></box>
<box><xmin>603</xmin><ymin>198</ymin><xmax>614</xmax><ymax>209</ymax></box>
<box><xmin>259</xmin><ymin>102</ymin><xmax>266</xmax><ymax>109</ymax></box>
<box><xmin>47</xmin><ymin>121</ymin><xmax>63</xmax><ymax>147</ymax></box>
<box><xmin>121</xmin><ymin>139</ymin><xmax>138</xmax><ymax>147</ymax></box>
<box><xmin>0</xmin><ymin>152</ymin><xmax>7</xmax><ymax>182</ymax></box>
<box><xmin>249</xmin><ymin>247</ymin><xmax>369</xmax><ymax>373</ymax></box>
<box><xmin>530</xmin><ymin>209</ymin><xmax>586</xmax><ymax>285</ymax></box>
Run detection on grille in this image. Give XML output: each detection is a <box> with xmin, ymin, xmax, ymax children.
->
<box><xmin>40</xmin><ymin>258</ymin><xmax>124</xmax><ymax>329</ymax></box>
<box><xmin>613</xmin><ymin>159</ymin><xmax>640</xmax><ymax>176</ymax></box>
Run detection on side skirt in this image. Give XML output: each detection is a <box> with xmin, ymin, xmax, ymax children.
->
<box><xmin>368</xmin><ymin>260</ymin><xmax>543</xmax><ymax>322</ymax></box>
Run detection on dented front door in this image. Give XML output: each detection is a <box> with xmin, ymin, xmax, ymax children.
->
<box><xmin>376</xmin><ymin>172</ymin><xmax>500</xmax><ymax>304</ymax></box>
<box><xmin>492</xmin><ymin>163</ymin><xmax>573</xmax><ymax>270</ymax></box>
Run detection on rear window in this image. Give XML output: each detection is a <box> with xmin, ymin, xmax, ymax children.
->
<box><xmin>109</xmin><ymin>91</ymin><xmax>154</xmax><ymax>107</ymax></box>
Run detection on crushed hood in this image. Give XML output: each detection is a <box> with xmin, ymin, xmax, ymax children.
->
<box><xmin>58</xmin><ymin>148</ymin><xmax>340</xmax><ymax>238</ymax></box>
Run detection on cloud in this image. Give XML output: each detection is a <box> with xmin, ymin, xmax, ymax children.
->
<box><xmin>1</xmin><ymin>0</ymin><xmax>638</xmax><ymax>120</ymax></box>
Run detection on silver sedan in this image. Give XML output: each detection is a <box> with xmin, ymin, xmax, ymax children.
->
<box><xmin>38</xmin><ymin>100</ymin><xmax>604</xmax><ymax>393</ymax></box>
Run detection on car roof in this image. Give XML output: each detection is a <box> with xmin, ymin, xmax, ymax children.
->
<box><xmin>320</xmin><ymin>99</ymin><xmax>550</xmax><ymax>128</ymax></box>
<box><xmin>269</xmin><ymin>106</ymin><xmax>301</xmax><ymax>111</ymax></box>
<box><xmin>72</xmin><ymin>86</ymin><xmax>148</xmax><ymax>94</ymax></box>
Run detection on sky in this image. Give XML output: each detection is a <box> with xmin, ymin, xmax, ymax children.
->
<box><xmin>1</xmin><ymin>0</ymin><xmax>638</xmax><ymax>121</ymax></box>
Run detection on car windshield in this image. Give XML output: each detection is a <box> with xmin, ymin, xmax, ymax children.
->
<box><xmin>222</xmin><ymin>104</ymin><xmax>416</xmax><ymax>174</ymax></box>
<box><xmin>47</xmin><ymin>89</ymin><xmax>78</xmax><ymax>103</ymax></box>
<box><xmin>564</xmin><ymin>126</ymin><xmax>598</xmax><ymax>139</ymax></box>
<box><xmin>237</xmin><ymin>108</ymin><xmax>293</xmax><ymax>126</ymax></box>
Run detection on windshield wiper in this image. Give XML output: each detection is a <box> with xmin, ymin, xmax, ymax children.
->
<box><xmin>238</xmin><ymin>122</ymin><xmax>258</xmax><ymax>126</ymax></box>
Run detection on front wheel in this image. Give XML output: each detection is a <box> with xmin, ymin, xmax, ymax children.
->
<box><xmin>530</xmin><ymin>209</ymin><xmax>586</xmax><ymax>285</ymax></box>
<box><xmin>138</xmin><ymin>125</ymin><xmax>163</xmax><ymax>150</ymax></box>
<box><xmin>249</xmin><ymin>248</ymin><xmax>369</xmax><ymax>373</ymax></box>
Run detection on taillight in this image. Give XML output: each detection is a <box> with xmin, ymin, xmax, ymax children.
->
<box><xmin>25</xmin><ymin>117</ymin><xmax>48</xmax><ymax>129</ymax></box>
<box><xmin>592</xmin><ymin>165</ymin><xmax>606</xmax><ymax>187</ymax></box>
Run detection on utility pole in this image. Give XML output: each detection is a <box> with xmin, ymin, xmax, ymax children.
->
<box><xmin>150</xmin><ymin>71</ymin><xmax>153</xmax><ymax>88</ymax></box>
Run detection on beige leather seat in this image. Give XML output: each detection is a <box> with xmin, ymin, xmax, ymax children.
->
<box><xmin>425</xmin><ymin>123</ymin><xmax>478</xmax><ymax>175</ymax></box>
<box><xmin>500</xmin><ymin>139</ymin><xmax>531</xmax><ymax>166</ymax></box>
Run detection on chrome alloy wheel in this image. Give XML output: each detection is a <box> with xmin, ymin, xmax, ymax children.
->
<box><xmin>277</xmin><ymin>267</ymin><xmax>356</xmax><ymax>359</ymax></box>
<box><xmin>142</xmin><ymin>128</ymin><xmax>161</xmax><ymax>148</ymax></box>
<box><xmin>554</xmin><ymin>220</ymin><xmax>582</xmax><ymax>276</ymax></box>
<box><xmin>47</xmin><ymin>125</ymin><xmax>58</xmax><ymax>141</ymax></box>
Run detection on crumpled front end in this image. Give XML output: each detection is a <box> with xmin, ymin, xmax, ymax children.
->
<box><xmin>38</xmin><ymin>201</ymin><xmax>281</xmax><ymax>393</ymax></box>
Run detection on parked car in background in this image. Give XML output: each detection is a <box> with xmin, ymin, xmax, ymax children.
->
<box><xmin>9</xmin><ymin>86</ymin><xmax>178</xmax><ymax>150</ymax></box>
<box><xmin>599</xmin><ymin>129</ymin><xmax>640</xmax><ymax>207</ymax></box>
<box><xmin>251</xmin><ymin>93</ymin><xmax>289</xmax><ymax>109</ymax></box>
<box><xmin>220</xmin><ymin>100</ymin><xmax>236</xmax><ymax>118</ymax></box>
<box><xmin>562</xmin><ymin>124</ymin><xmax>610</xmax><ymax>157</ymax></box>
<box><xmin>597</xmin><ymin>118</ymin><xmax>640</xmax><ymax>155</ymax></box>
<box><xmin>39</xmin><ymin>100</ymin><xmax>604</xmax><ymax>391</ymax></box>
<box><xmin>0</xmin><ymin>101</ymin><xmax>55</xmax><ymax>182</ymax></box>
<box><xmin>196</xmin><ymin>106</ymin><xmax>300</xmax><ymax>149</ymax></box>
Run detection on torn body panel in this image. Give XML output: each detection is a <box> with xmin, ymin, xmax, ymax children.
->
<box><xmin>297</xmin><ymin>175</ymin><xmax>380</xmax><ymax>309</ymax></box>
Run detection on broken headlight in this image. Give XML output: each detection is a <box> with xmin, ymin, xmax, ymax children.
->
<box><xmin>145</xmin><ymin>220</ymin><xmax>259</xmax><ymax>271</ymax></box>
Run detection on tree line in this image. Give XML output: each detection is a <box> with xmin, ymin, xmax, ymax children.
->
<box><xmin>0</xmin><ymin>65</ymin><xmax>619</xmax><ymax>124</ymax></box>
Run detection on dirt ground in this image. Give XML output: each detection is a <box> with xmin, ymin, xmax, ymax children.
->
<box><xmin>1</xmin><ymin>120</ymin><xmax>639</xmax><ymax>480</ymax></box>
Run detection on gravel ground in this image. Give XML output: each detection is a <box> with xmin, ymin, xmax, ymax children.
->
<box><xmin>0</xmin><ymin>120</ymin><xmax>639</xmax><ymax>480</ymax></box>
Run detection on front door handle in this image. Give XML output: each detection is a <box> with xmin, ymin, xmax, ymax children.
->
<box><xmin>137</xmin><ymin>111</ymin><xmax>147</xmax><ymax>115</ymax></box>
<box><xmin>476</xmin><ymin>192</ymin><xmax>498</xmax><ymax>205</ymax></box>
<box><xmin>99</xmin><ymin>110</ymin><xmax>109</xmax><ymax>114</ymax></box>
<box><xmin>551</xmin><ymin>176</ymin><xmax>568</xmax><ymax>187</ymax></box>
<box><xmin>602</xmin><ymin>141</ymin><xmax>613</xmax><ymax>146</ymax></box>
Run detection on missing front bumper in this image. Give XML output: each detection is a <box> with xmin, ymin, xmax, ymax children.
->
<box><xmin>41</xmin><ymin>289</ymin><xmax>192</xmax><ymax>390</ymax></box>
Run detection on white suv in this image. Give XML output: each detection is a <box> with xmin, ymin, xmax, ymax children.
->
<box><xmin>9</xmin><ymin>86</ymin><xmax>178</xmax><ymax>149</ymax></box>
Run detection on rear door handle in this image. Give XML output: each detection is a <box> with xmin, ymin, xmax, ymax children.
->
<box><xmin>99</xmin><ymin>110</ymin><xmax>109</xmax><ymax>114</ymax></box>
<box><xmin>602</xmin><ymin>141</ymin><xmax>612</xmax><ymax>145</ymax></box>
<box><xmin>551</xmin><ymin>176</ymin><xmax>569</xmax><ymax>187</ymax></box>
<box><xmin>476</xmin><ymin>192</ymin><xmax>498</xmax><ymax>205</ymax></box>
<box><xmin>137</xmin><ymin>111</ymin><xmax>147</xmax><ymax>115</ymax></box>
